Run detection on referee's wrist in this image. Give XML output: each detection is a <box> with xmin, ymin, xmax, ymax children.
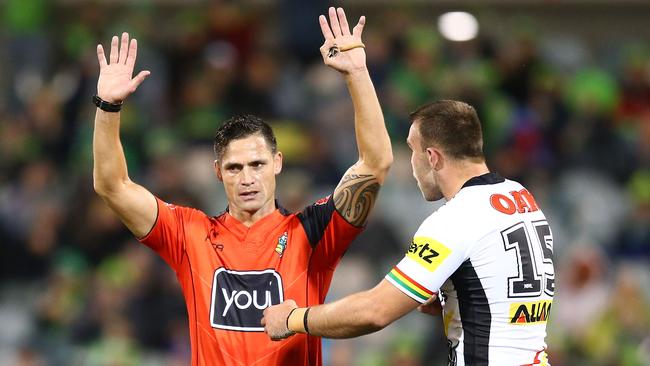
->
<box><xmin>93</xmin><ymin>94</ymin><xmax>123</xmax><ymax>112</ymax></box>
<box><xmin>287</xmin><ymin>307</ymin><xmax>310</xmax><ymax>334</ymax></box>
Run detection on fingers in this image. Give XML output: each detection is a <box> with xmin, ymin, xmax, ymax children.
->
<box><xmin>352</xmin><ymin>16</ymin><xmax>366</xmax><ymax>38</ymax></box>
<box><xmin>126</xmin><ymin>38</ymin><xmax>138</xmax><ymax>68</ymax></box>
<box><xmin>336</xmin><ymin>8</ymin><xmax>351</xmax><ymax>36</ymax></box>
<box><xmin>97</xmin><ymin>44</ymin><xmax>107</xmax><ymax>68</ymax></box>
<box><xmin>319</xmin><ymin>15</ymin><xmax>334</xmax><ymax>41</ymax></box>
<box><xmin>118</xmin><ymin>32</ymin><xmax>129</xmax><ymax>64</ymax></box>
<box><xmin>328</xmin><ymin>7</ymin><xmax>342</xmax><ymax>38</ymax></box>
<box><xmin>129</xmin><ymin>70</ymin><xmax>151</xmax><ymax>92</ymax></box>
<box><xmin>110</xmin><ymin>35</ymin><xmax>119</xmax><ymax>64</ymax></box>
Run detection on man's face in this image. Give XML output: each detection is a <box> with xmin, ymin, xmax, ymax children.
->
<box><xmin>407</xmin><ymin>122</ymin><xmax>443</xmax><ymax>201</ymax></box>
<box><xmin>215</xmin><ymin>134</ymin><xmax>282</xmax><ymax>214</ymax></box>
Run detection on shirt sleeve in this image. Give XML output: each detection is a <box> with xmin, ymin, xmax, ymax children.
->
<box><xmin>297</xmin><ymin>195</ymin><xmax>363</xmax><ymax>269</ymax></box>
<box><xmin>385</xmin><ymin>217</ymin><xmax>469</xmax><ymax>303</ymax></box>
<box><xmin>138</xmin><ymin>197</ymin><xmax>193</xmax><ymax>271</ymax></box>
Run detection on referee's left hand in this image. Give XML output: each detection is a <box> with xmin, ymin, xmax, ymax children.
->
<box><xmin>262</xmin><ymin>300</ymin><xmax>298</xmax><ymax>341</ymax></box>
<box><xmin>318</xmin><ymin>7</ymin><xmax>367</xmax><ymax>75</ymax></box>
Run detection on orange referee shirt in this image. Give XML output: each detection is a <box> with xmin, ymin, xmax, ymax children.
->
<box><xmin>139</xmin><ymin>195</ymin><xmax>362</xmax><ymax>366</ymax></box>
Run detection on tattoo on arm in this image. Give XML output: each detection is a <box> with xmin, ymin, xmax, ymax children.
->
<box><xmin>334</xmin><ymin>174</ymin><xmax>380</xmax><ymax>226</ymax></box>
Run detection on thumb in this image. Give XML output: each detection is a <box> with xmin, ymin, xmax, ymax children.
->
<box><xmin>129</xmin><ymin>70</ymin><xmax>151</xmax><ymax>93</ymax></box>
<box><xmin>352</xmin><ymin>16</ymin><xmax>366</xmax><ymax>38</ymax></box>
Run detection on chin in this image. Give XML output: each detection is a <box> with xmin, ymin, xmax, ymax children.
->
<box><xmin>421</xmin><ymin>188</ymin><xmax>443</xmax><ymax>202</ymax></box>
<box><xmin>238</xmin><ymin>201</ymin><xmax>263</xmax><ymax>212</ymax></box>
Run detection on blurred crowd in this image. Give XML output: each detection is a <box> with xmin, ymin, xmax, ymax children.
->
<box><xmin>1</xmin><ymin>1</ymin><xmax>649</xmax><ymax>365</ymax></box>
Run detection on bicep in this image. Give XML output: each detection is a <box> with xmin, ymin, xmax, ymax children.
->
<box><xmin>333</xmin><ymin>164</ymin><xmax>381</xmax><ymax>227</ymax></box>
<box><xmin>100</xmin><ymin>181</ymin><xmax>158</xmax><ymax>238</ymax></box>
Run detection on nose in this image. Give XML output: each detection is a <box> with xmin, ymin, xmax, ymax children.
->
<box><xmin>240</xmin><ymin>166</ymin><xmax>255</xmax><ymax>186</ymax></box>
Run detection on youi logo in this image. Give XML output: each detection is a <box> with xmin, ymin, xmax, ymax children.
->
<box><xmin>210</xmin><ymin>268</ymin><xmax>284</xmax><ymax>332</ymax></box>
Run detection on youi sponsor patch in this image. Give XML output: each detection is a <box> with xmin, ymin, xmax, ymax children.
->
<box><xmin>210</xmin><ymin>268</ymin><xmax>284</xmax><ymax>332</ymax></box>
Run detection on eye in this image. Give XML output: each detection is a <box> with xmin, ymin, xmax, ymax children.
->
<box><xmin>227</xmin><ymin>165</ymin><xmax>242</xmax><ymax>173</ymax></box>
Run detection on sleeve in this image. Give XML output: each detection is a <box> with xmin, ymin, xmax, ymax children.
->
<box><xmin>384</xmin><ymin>218</ymin><xmax>469</xmax><ymax>303</ymax></box>
<box><xmin>137</xmin><ymin>197</ymin><xmax>191</xmax><ymax>271</ymax></box>
<box><xmin>297</xmin><ymin>195</ymin><xmax>363</xmax><ymax>269</ymax></box>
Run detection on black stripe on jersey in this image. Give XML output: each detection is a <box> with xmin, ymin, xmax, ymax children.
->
<box><xmin>461</xmin><ymin>172</ymin><xmax>505</xmax><ymax>189</ymax></box>
<box><xmin>297</xmin><ymin>197</ymin><xmax>336</xmax><ymax>248</ymax></box>
<box><xmin>450</xmin><ymin>260</ymin><xmax>491</xmax><ymax>365</ymax></box>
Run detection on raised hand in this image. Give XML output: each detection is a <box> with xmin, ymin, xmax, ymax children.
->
<box><xmin>96</xmin><ymin>32</ymin><xmax>150</xmax><ymax>104</ymax></box>
<box><xmin>319</xmin><ymin>7</ymin><xmax>367</xmax><ymax>74</ymax></box>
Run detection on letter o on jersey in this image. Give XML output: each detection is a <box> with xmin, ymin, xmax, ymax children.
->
<box><xmin>490</xmin><ymin>194</ymin><xmax>517</xmax><ymax>215</ymax></box>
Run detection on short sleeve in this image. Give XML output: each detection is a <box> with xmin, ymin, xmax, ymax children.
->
<box><xmin>385</xmin><ymin>217</ymin><xmax>469</xmax><ymax>303</ymax></box>
<box><xmin>297</xmin><ymin>195</ymin><xmax>363</xmax><ymax>269</ymax></box>
<box><xmin>138</xmin><ymin>197</ymin><xmax>193</xmax><ymax>271</ymax></box>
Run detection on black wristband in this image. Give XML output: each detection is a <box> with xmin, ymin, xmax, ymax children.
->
<box><xmin>93</xmin><ymin>95</ymin><xmax>123</xmax><ymax>112</ymax></box>
<box><xmin>286</xmin><ymin>308</ymin><xmax>297</xmax><ymax>332</ymax></box>
<box><xmin>303</xmin><ymin>307</ymin><xmax>311</xmax><ymax>335</ymax></box>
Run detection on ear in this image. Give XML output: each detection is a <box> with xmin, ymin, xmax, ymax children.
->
<box><xmin>274</xmin><ymin>152</ymin><xmax>283</xmax><ymax>175</ymax></box>
<box><xmin>426</xmin><ymin>147</ymin><xmax>444</xmax><ymax>171</ymax></box>
<box><xmin>214</xmin><ymin>160</ymin><xmax>223</xmax><ymax>182</ymax></box>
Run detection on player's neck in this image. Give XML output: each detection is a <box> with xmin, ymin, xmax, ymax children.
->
<box><xmin>228</xmin><ymin>199</ymin><xmax>277</xmax><ymax>227</ymax></box>
<box><xmin>440</xmin><ymin>161</ymin><xmax>490</xmax><ymax>200</ymax></box>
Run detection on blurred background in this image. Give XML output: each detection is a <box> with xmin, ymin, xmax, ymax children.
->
<box><xmin>1</xmin><ymin>0</ymin><xmax>649</xmax><ymax>365</ymax></box>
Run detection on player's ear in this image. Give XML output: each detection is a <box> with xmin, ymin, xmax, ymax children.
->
<box><xmin>426</xmin><ymin>147</ymin><xmax>443</xmax><ymax>171</ymax></box>
<box><xmin>214</xmin><ymin>160</ymin><xmax>223</xmax><ymax>182</ymax></box>
<box><xmin>274</xmin><ymin>152</ymin><xmax>283</xmax><ymax>175</ymax></box>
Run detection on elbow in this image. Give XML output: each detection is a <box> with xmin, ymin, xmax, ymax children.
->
<box><xmin>93</xmin><ymin>179</ymin><xmax>109</xmax><ymax>197</ymax></box>
<box><xmin>374</xmin><ymin>153</ymin><xmax>393</xmax><ymax>183</ymax></box>
<box><xmin>368</xmin><ymin>153</ymin><xmax>393</xmax><ymax>183</ymax></box>
<box><xmin>93</xmin><ymin>176</ymin><xmax>128</xmax><ymax>198</ymax></box>
<box><xmin>93</xmin><ymin>176</ymin><xmax>113</xmax><ymax>197</ymax></box>
<box><xmin>376</xmin><ymin>151</ymin><xmax>394</xmax><ymax>172</ymax></box>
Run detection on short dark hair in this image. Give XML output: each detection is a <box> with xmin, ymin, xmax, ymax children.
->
<box><xmin>213</xmin><ymin>115</ymin><xmax>277</xmax><ymax>160</ymax></box>
<box><xmin>409</xmin><ymin>100</ymin><xmax>485</xmax><ymax>161</ymax></box>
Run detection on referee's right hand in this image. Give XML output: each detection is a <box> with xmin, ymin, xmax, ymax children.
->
<box><xmin>96</xmin><ymin>32</ymin><xmax>150</xmax><ymax>104</ymax></box>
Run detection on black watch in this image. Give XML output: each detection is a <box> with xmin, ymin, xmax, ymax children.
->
<box><xmin>92</xmin><ymin>95</ymin><xmax>123</xmax><ymax>112</ymax></box>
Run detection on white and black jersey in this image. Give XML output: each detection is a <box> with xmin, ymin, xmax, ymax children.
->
<box><xmin>386</xmin><ymin>173</ymin><xmax>554</xmax><ymax>366</ymax></box>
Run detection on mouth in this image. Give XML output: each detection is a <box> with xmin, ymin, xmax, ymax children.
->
<box><xmin>239</xmin><ymin>191</ymin><xmax>258</xmax><ymax>201</ymax></box>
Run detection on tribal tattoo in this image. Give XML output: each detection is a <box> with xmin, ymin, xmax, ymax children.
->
<box><xmin>333</xmin><ymin>174</ymin><xmax>380</xmax><ymax>227</ymax></box>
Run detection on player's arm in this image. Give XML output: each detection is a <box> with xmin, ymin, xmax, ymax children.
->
<box><xmin>321</xmin><ymin>7</ymin><xmax>393</xmax><ymax>226</ymax></box>
<box><xmin>262</xmin><ymin>279</ymin><xmax>425</xmax><ymax>339</ymax></box>
<box><xmin>93</xmin><ymin>32</ymin><xmax>155</xmax><ymax>238</ymax></box>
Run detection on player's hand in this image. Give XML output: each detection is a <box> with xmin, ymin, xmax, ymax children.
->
<box><xmin>319</xmin><ymin>7</ymin><xmax>367</xmax><ymax>75</ymax></box>
<box><xmin>261</xmin><ymin>300</ymin><xmax>298</xmax><ymax>341</ymax></box>
<box><xmin>96</xmin><ymin>32</ymin><xmax>150</xmax><ymax>104</ymax></box>
<box><xmin>417</xmin><ymin>293</ymin><xmax>442</xmax><ymax>317</ymax></box>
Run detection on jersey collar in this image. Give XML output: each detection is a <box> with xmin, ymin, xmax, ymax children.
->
<box><xmin>461</xmin><ymin>172</ymin><xmax>505</xmax><ymax>189</ymax></box>
<box><xmin>219</xmin><ymin>200</ymin><xmax>291</xmax><ymax>217</ymax></box>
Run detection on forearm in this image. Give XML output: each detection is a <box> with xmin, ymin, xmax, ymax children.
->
<box><xmin>92</xmin><ymin>109</ymin><xmax>131</xmax><ymax>195</ymax></box>
<box><xmin>295</xmin><ymin>290</ymin><xmax>387</xmax><ymax>339</ymax></box>
<box><xmin>345</xmin><ymin>69</ymin><xmax>392</xmax><ymax>179</ymax></box>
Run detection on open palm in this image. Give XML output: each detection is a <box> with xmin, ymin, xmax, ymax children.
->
<box><xmin>319</xmin><ymin>7</ymin><xmax>367</xmax><ymax>74</ymax></box>
<box><xmin>96</xmin><ymin>32</ymin><xmax>150</xmax><ymax>104</ymax></box>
